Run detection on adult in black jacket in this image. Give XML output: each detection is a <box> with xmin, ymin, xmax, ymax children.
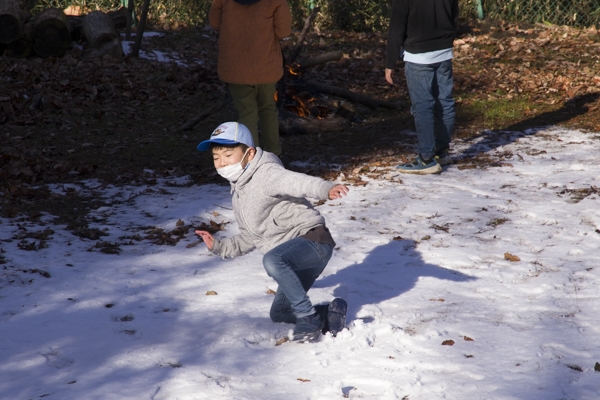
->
<box><xmin>385</xmin><ymin>0</ymin><xmax>459</xmax><ymax>174</ymax></box>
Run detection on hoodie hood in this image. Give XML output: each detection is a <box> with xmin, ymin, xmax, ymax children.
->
<box><xmin>230</xmin><ymin>148</ymin><xmax>282</xmax><ymax>192</ymax></box>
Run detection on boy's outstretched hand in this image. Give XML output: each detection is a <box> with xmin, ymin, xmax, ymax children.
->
<box><xmin>195</xmin><ymin>230</ymin><xmax>214</xmax><ymax>250</ymax></box>
<box><xmin>329</xmin><ymin>184</ymin><xmax>349</xmax><ymax>200</ymax></box>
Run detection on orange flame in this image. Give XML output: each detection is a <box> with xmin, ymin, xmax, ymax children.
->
<box><xmin>286</xmin><ymin>63</ymin><xmax>301</xmax><ymax>76</ymax></box>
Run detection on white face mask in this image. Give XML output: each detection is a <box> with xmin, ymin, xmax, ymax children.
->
<box><xmin>216</xmin><ymin>150</ymin><xmax>250</xmax><ymax>182</ymax></box>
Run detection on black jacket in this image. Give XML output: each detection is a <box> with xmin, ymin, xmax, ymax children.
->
<box><xmin>386</xmin><ymin>0</ymin><xmax>458</xmax><ymax>69</ymax></box>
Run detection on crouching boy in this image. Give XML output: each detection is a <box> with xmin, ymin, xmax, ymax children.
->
<box><xmin>195</xmin><ymin>122</ymin><xmax>349</xmax><ymax>342</ymax></box>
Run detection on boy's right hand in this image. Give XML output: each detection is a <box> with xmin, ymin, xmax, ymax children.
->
<box><xmin>329</xmin><ymin>184</ymin><xmax>349</xmax><ymax>200</ymax></box>
<box><xmin>195</xmin><ymin>230</ymin><xmax>214</xmax><ymax>250</ymax></box>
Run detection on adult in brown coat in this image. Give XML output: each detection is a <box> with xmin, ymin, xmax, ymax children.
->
<box><xmin>209</xmin><ymin>0</ymin><xmax>292</xmax><ymax>157</ymax></box>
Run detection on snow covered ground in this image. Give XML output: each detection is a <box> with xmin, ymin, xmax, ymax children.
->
<box><xmin>1</xmin><ymin>127</ymin><xmax>599</xmax><ymax>399</ymax></box>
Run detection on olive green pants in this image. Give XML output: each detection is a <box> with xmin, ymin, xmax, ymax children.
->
<box><xmin>228</xmin><ymin>83</ymin><xmax>281</xmax><ymax>156</ymax></box>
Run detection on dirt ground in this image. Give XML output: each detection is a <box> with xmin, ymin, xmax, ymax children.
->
<box><xmin>2</xmin><ymin>18</ymin><xmax>600</xmax><ymax>233</ymax></box>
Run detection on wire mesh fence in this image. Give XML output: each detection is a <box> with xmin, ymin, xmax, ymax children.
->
<box><xmin>464</xmin><ymin>0</ymin><xmax>600</xmax><ymax>27</ymax></box>
<box><xmin>31</xmin><ymin>0</ymin><xmax>600</xmax><ymax>30</ymax></box>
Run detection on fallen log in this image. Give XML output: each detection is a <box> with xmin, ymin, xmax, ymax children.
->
<box><xmin>32</xmin><ymin>7</ymin><xmax>71</xmax><ymax>57</ymax></box>
<box><xmin>5</xmin><ymin>21</ymin><xmax>33</xmax><ymax>58</ymax></box>
<box><xmin>177</xmin><ymin>94</ymin><xmax>233</xmax><ymax>132</ymax></box>
<box><xmin>305</xmin><ymin>81</ymin><xmax>404</xmax><ymax>110</ymax></box>
<box><xmin>82</xmin><ymin>10</ymin><xmax>118</xmax><ymax>48</ymax></box>
<box><xmin>279</xmin><ymin>114</ymin><xmax>349</xmax><ymax>135</ymax></box>
<box><xmin>80</xmin><ymin>11</ymin><xmax>123</xmax><ymax>58</ymax></box>
<box><xmin>0</xmin><ymin>0</ymin><xmax>27</xmax><ymax>44</ymax></box>
<box><xmin>298</xmin><ymin>50</ymin><xmax>343</xmax><ymax>69</ymax></box>
<box><xmin>69</xmin><ymin>7</ymin><xmax>128</xmax><ymax>41</ymax></box>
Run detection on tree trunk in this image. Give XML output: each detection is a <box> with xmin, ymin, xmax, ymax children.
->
<box><xmin>82</xmin><ymin>10</ymin><xmax>118</xmax><ymax>49</ymax></box>
<box><xmin>0</xmin><ymin>0</ymin><xmax>26</xmax><ymax>44</ymax></box>
<box><xmin>131</xmin><ymin>0</ymin><xmax>151</xmax><ymax>57</ymax></box>
<box><xmin>125</xmin><ymin>0</ymin><xmax>134</xmax><ymax>40</ymax></box>
<box><xmin>6</xmin><ymin>21</ymin><xmax>33</xmax><ymax>58</ymax></box>
<box><xmin>32</xmin><ymin>8</ymin><xmax>71</xmax><ymax>57</ymax></box>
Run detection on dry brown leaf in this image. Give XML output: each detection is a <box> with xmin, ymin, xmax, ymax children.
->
<box><xmin>266</xmin><ymin>289</ymin><xmax>276</xmax><ymax>295</ymax></box>
<box><xmin>464</xmin><ymin>336</ymin><xmax>474</xmax><ymax>341</ymax></box>
<box><xmin>392</xmin><ymin>236</ymin><xmax>403</xmax><ymax>241</ymax></box>
<box><xmin>297</xmin><ymin>378</ymin><xmax>311</xmax><ymax>382</ymax></box>
<box><xmin>442</xmin><ymin>340</ymin><xmax>455</xmax><ymax>346</ymax></box>
<box><xmin>275</xmin><ymin>337</ymin><xmax>289</xmax><ymax>346</ymax></box>
<box><xmin>430</xmin><ymin>298</ymin><xmax>445</xmax><ymax>302</ymax></box>
<box><xmin>504</xmin><ymin>252</ymin><xmax>521</xmax><ymax>262</ymax></box>
<box><xmin>206</xmin><ymin>290</ymin><xmax>218</xmax><ymax>296</ymax></box>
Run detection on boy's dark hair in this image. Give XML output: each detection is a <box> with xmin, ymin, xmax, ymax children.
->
<box><xmin>210</xmin><ymin>142</ymin><xmax>249</xmax><ymax>153</ymax></box>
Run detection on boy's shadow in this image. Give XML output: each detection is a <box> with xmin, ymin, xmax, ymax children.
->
<box><xmin>315</xmin><ymin>240</ymin><xmax>477</xmax><ymax>322</ymax></box>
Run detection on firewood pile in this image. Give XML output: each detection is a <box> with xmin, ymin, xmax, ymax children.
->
<box><xmin>0</xmin><ymin>0</ymin><xmax>128</xmax><ymax>59</ymax></box>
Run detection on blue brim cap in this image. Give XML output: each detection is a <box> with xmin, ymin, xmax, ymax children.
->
<box><xmin>197</xmin><ymin>122</ymin><xmax>255</xmax><ymax>152</ymax></box>
<box><xmin>197</xmin><ymin>138</ymin><xmax>239</xmax><ymax>151</ymax></box>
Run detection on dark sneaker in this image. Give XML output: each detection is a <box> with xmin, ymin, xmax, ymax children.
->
<box><xmin>314</xmin><ymin>304</ymin><xmax>330</xmax><ymax>334</ymax></box>
<box><xmin>327</xmin><ymin>298</ymin><xmax>347</xmax><ymax>337</ymax></box>
<box><xmin>292</xmin><ymin>313</ymin><xmax>324</xmax><ymax>342</ymax></box>
<box><xmin>396</xmin><ymin>155</ymin><xmax>442</xmax><ymax>175</ymax></box>
<box><xmin>435</xmin><ymin>149</ymin><xmax>453</xmax><ymax>166</ymax></box>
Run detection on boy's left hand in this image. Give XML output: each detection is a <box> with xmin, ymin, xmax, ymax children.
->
<box><xmin>329</xmin><ymin>184</ymin><xmax>349</xmax><ymax>200</ymax></box>
<box><xmin>195</xmin><ymin>230</ymin><xmax>214</xmax><ymax>250</ymax></box>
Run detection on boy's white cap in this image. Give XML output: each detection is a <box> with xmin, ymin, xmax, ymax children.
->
<box><xmin>197</xmin><ymin>122</ymin><xmax>254</xmax><ymax>151</ymax></box>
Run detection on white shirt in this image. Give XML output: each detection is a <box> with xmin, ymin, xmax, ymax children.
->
<box><xmin>403</xmin><ymin>48</ymin><xmax>453</xmax><ymax>64</ymax></box>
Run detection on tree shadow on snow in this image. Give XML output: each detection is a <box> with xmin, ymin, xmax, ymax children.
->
<box><xmin>315</xmin><ymin>240</ymin><xmax>477</xmax><ymax>322</ymax></box>
<box><xmin>457</xmin><ymin>92</ymin><xmax>600</xmax><ymax>160</ymax></box>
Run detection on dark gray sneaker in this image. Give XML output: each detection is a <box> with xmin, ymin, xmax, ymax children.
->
<box><xmin>396</xmin><ymin>155</ymin><xmax>442</xmax><ymax>174</ymax></box>
<box><xmin>327</xmin><ymin>298</ymin><xmax>347</xmax><ymax>337</ymax></box>
<box><xmin>292</xmin><ymin>313</ymin><xmax>324</xmax><ymax>342</ymax></box>
<box><xmin>435</xmin><ymin>149</ymin><xmax>453</xmax><ymax>166</ymax></box>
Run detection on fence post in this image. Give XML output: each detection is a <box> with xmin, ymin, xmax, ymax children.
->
<box><xmin>476</xmin><ymin>0</ymin><xmax>484</xmax><ymax>19</ymax></box>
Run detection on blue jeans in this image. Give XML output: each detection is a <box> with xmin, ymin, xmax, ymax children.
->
<box><xmin>263</xmin><ymin>237</ymin><xmax>333</xmax><ymax>323</ymax></box>
<box><xmin>404</xmin><ymin>60</ymin><xmax>455</xmax><ymax>160</ymax></box>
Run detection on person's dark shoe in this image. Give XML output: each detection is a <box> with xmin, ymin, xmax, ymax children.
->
<box><xmin>435</xmin><ymin>149</ymin><xmax>453</xmax><ymax>166</ymax></box>
<box><xmin>327</xmin><ymin>298</ymin><xmax>347</xmax><ymax>337</ymax></box>
<box><xmin>292</xmin><ymin>313</ymin><xmax>324</xmax><ymax>342</ymax></box>
<box><xmin>396</xmin><ymin>155</ymin><xmax>442</xmax><ymax>174</ymax></box>
<box><xmin>314</xmin><ymin>304</ymin><xmax>330</xmax><ymax>334</ymax></box>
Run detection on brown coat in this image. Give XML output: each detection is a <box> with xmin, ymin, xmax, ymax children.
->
<box><xmin>209</xmin><ymin>0</ymin><xmax>292</xmax><ymax>84</ymax></box>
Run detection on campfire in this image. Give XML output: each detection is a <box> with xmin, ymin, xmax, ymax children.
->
<box><xmin>277</xmin><ymin>65</ymin><xmax>335</xmax><ymax>119</ymax></box>
<box><xmin>177</xmin><ymin>7</ymin><xmax>402</xmax><ymax>134</ymax></box>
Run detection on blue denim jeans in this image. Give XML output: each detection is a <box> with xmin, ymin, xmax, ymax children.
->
<box><xmin>404</xmin><ymin>60</ymin><xmax>455</xmax><ymax>160</ymax></box>
<box><xmin>263</xmin><ymin>237</ymin><xmax>333</xmax><ymax>323</ymax></box>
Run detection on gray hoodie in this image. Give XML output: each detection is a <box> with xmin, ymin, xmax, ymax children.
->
<box><xmin>211</xmin><ymin>148</ymin><xmax>335</xmax><ymax>258</ymax></box>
